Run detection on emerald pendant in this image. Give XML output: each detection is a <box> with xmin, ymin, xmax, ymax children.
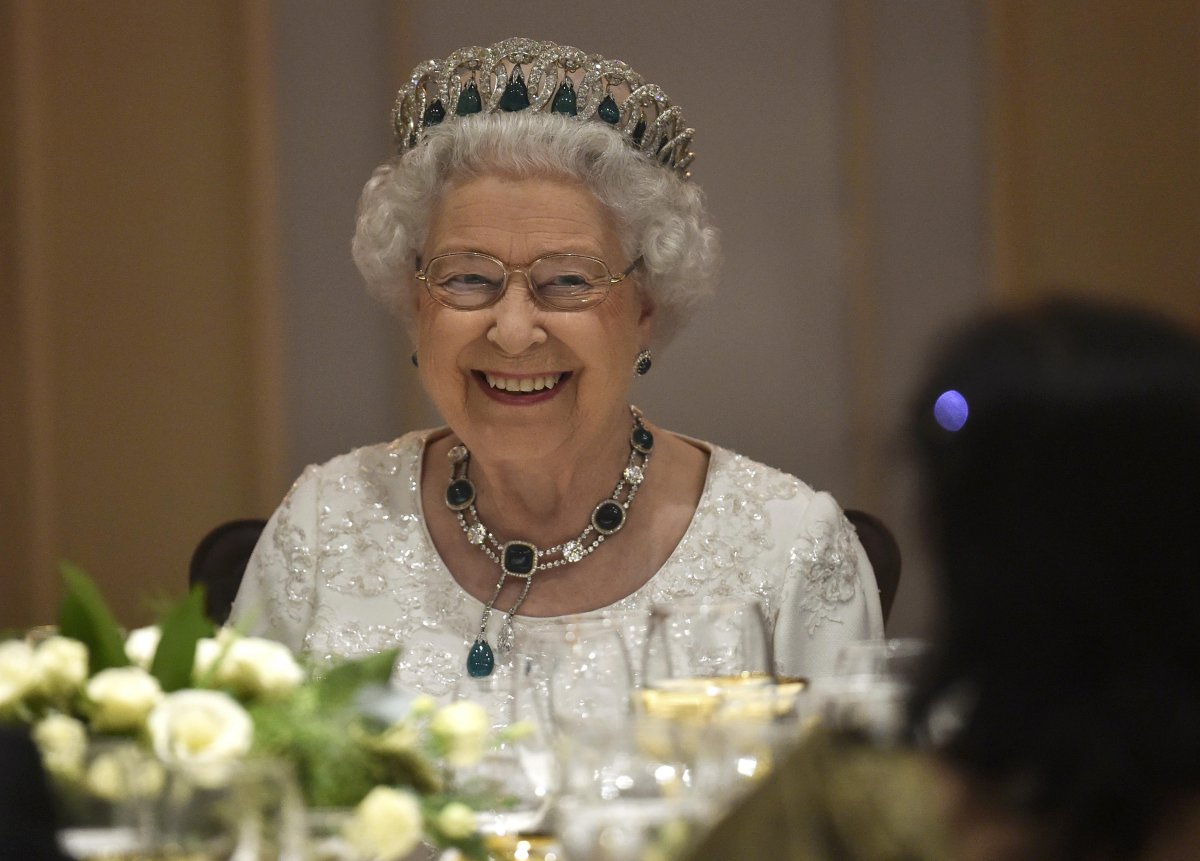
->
<box><xmin>551</xmin><ymin>80</ymin><xmax>578</xmax><ymax>116</ymax></box>
<box><xmin>597</xmin><ymin>94</ymin><xmax>620</xmax><ymax>124</ymax></box>
<box><xmin>422</xmin><ymin>99</ymin><xmax>446</xmax><ymax>127</ymax></box>
<box><xmin>467</xmin><ymin>639</ymin><xmax>495</xmax><ymax>677</ymax></box>
<box><xmin>456</xmin><ymin>81</ymin><xmax>482</xmax><ymax>115</ymax></box>
<box><xmin>499</xmin><ymin>66</ymin><xmax>530</xmax><ymax>112</ymax></box>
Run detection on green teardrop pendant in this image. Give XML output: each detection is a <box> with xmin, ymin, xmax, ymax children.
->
<box><xmin>422</xmin><ymin>99</ymin><xmax>446</xmax><ymax>127</ymax></box>
<box><xmin>467</xmin><ymin>639</ymin><xmax>495</xmax><ymax>677</ymax></box>
<box><xmin>597</xmin><ymin>95</ymin><xmax>620</xmax><ymax>124</ymax></box>
<box><xmin>456</xmin><ymin>81</ymin><xmax>482</xmax><ymax>115</ymax></box>
<box><xmin>499</xmin><ymin>67</ymin><xmax>530</xmax><ymax>112</ymax></box>
<box><xmin>551</xmin><ymin>80</ymin><xmax>578</xmax><ymax>116</ymax></box>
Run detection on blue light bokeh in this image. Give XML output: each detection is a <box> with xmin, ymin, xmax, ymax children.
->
<box><xmin>934</xmin><ymin>390</ymin><xmax>969</xmax><ymax>432</ymax></box>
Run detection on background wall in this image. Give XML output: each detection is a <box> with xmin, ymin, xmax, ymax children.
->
<box><xmin>3</xmin><ymin>0</ymin><xmax>1196</xmax><ymax>635</ymax></box>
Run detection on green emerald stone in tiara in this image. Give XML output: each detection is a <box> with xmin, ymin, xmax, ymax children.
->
<box><xmin>455</xmin><ymin>81</ymin><xmax>482</xmax><ymax>115</ymax></box>
<box><xmin>393</xmin><ymin>36</ymin><xmax>696</xmax><ymax>177</ymax></box>
<box><xmin>551</xmin><ymin>78</ymin><xmax>578</xmax><ymax>116</ymax></box>
<box><xmin>498</xmin><ymin>66</ymin><xmax>531</xmax><ymax>112</ymax></box>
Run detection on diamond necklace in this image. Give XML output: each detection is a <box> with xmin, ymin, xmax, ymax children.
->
<box><xmin>446</xmin><ymin>406</ymin><xmax>654</xmax><ymax>677</ymax></box>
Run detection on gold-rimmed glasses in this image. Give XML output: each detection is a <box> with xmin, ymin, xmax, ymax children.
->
<box><xmin>415</xmin><ymin>251</ymin><xmax>642</xmax><ymax>311</ymax></box>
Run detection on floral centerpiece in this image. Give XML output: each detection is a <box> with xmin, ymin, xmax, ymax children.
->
<box><xmin>0</xmin><ymin>563</ymin><xmax>489</xmax><ymax>860</ymax></box>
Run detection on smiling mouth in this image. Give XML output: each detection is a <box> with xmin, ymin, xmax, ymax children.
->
<box><xmin>477</xmin><ymin>371</ymin><xmax>570</xmax><ymax>394</ymax></box>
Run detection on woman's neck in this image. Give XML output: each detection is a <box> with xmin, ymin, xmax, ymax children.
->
<box><xmin>456</xmin><ymin>410</ymin><xmax>635</xmax><ymax>545</ymax></box>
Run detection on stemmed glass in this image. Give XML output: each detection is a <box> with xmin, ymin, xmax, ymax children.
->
<box><xmin>152</xmin><ymin>758</ymin><xmax>306</xmax><ymax>861</ymax></box>
<box><xmin>818</xmin><ymin>638</ymin><xmax>930</xmax><ymax>743</ymax></box>
<box><xmin>640</xmin><ymin>598</ymin><xmax>774</xmax><ymax>721</ymax></box>
<box><xmin>53</xmin><ymin>738</ymin><xmax>160</xmax><ymax>860</ymax></box>
<box><xmin>450</xmin><ymin>660</ymin><xmax>557</xmax><ymax>861</ymax></box>
<box><xmin>518</xmin><ymin>616</ymin><xmax>636</xmax><ymax>742</ymax></box>
<box><xmin>555</xmin><ymin>725</ymin><xmax>713</xmax><ymax>861</ymax></box>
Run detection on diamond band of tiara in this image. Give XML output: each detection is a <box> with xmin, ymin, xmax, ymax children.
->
<box><xmin>392</xmin><ymin>36</ymin><xmax>696</xmax><ymax>178</ymax></box>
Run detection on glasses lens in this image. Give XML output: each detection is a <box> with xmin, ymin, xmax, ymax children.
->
<box><xmin>529</xmin><ymin>255</ymin><xmax>612</xmax><ymax>310</ymax></box>
<box><xmin>424</xmin><ymin>254</ymin><xmax>506</xmax><ymax>308</ymax></box>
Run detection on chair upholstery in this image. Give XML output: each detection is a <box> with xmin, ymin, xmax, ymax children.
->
<box><xmin>188</xmin><ymin>518</ymin><xmax>266</xmax><ymax>625</ymax></box>
<box><xmin>844</xmin><ymin>509</ymin><xmax>902</xmax><ymax>624</ymax></box>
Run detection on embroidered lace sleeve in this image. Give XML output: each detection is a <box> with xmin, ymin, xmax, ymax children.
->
<box><xmin>773</xmin><ymin>491</ymin><xmax>884</xmax><ymax>678</ymax></box>
<box><xmin>228</xmin><ymin>466</ymin><xmax>321</xmax><ymax>653</ymax></box>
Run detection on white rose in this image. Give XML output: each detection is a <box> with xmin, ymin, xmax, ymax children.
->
<box><xmin>219</xmin><ymin>637</ymin><xmax>304</xmax><ymax>699</ymax></box>
<box><xmin>0</xmin><ymin>640</ymin><xmax>37</xmax><ymax>713</ymax></box>
<box><xmin>33</xmin><ymin>713</ymin><xmax>88</xmax><ymax>778</ymax></box>
<box><xmin>192</xmin><ymin>627</ymin><xmax>239</xmax><ymax>682</ymax></box>
<box><xmin>147</xmin><ymin>689</ymin><xmax>253</xmax><ymax>771</ymax></box>
<box><xmin>86</xmin><ymin>667</ymin><xmax>164</xmax><ymax>733</ymax></box>
<box><xmin>33</xmin><ymin>636</ymin><xmax>89</xmax><ymax>700</ymax></box>
<box><xmin>435</xmin><ymin>801</ymin><xmax>477</xmax><ymax>840</ymax></box>
<box><xmin>124</xmin><ymin>626</ymin><xmax>162</xmax><ymax>670</ymax></box>
<box><xmin>347</xmin><ymin>786</ymin><xmax>424</xmax><ymax>861</ymax></box>
<box><xmin>430</xmin><ymin>701</ymin><xmax>490</xmax><ymax>767</ymax></box>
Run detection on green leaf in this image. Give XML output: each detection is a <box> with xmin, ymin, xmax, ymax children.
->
<box><xmin>313</xmin><ymin>649</ymin><xmax>399</xmax><ymax>710</ymax></box>
<box><xmin>150</xmin><ymin>585</ymin><xmax>214</xmax><ymax>692</ymax></box>
<box><xmin>57</xmin><ymin>561</ymin><xmax>130</xmax><ymax>674</ymax></box>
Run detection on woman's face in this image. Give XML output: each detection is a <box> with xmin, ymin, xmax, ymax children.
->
<box><xmin>413</xmin><ymin>173</ymin><xmax>653</xmax><ymax>460</ymax></box>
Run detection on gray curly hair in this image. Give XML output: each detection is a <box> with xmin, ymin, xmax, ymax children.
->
<box><xmin>351</xmin><ymin>112</ymin><xmax>719</xmax><ymax>345</ymax></box>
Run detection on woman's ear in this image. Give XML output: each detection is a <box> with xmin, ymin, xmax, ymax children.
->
<box><xmin>637</xmin><ymin>294</ymin><xmax>657</xmax><ymax>342</ymax></box>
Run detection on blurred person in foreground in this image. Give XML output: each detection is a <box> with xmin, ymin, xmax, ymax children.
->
<box><xmin>0</xmin><ymin>726</ymin><xmax>70</xmax><ymax>860</ymax></box>
<box><xmin>686</xmin><ymin>298</ymin><xmax>1200</xmax><ymax>861</ymax></box>
<box><xmin>230</xmin><ymin>38</ymin><xmax>882</xmax><ymax>694</ymax></box>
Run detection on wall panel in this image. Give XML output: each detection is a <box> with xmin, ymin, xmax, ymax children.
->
<box><xmin>989</xmin><ymin>0</ymin><xmax>1200</xmax><ymax>324</ymax></box>
<box><xmin>1</xmin><ymin>0</ymin><xmax>283</xmax><ymax>628</ymax></box>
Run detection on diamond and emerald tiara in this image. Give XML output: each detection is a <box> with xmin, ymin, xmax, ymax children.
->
<box><xmin>392</xmin><ymin>36</ymin><xmax>696</xmax><ymax>178</ymax></box>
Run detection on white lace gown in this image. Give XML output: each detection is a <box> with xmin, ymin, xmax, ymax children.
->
<box><xmin>229</xmin><ymin>430</ymin><xmax>884</xmax><ymax>698</ymax></box>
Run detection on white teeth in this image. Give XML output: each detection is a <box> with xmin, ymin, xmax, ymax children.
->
<box><xmin>483</xmin><ymin>373</ymin><xmax>562</xmax><ymax>393</ymax></box>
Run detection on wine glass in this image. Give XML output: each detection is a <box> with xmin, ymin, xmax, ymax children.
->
<box><xmin>818</xmin><ymin>638</ymin><xmax>930</xmax><ymax>743</ymax></box>
<box><xmin>640</xmin><ymin>598</ymin><xmax>773</xmax><ymax>722</ymax></box>
<box><xmin>53</xmin><ymin>738</ymin><xmax>160</xmax><ymax>860</ymax></box>
<box><xmin>152</xmin><ymin>757</ymin><xmax>306</xmax><ymax>861</ymax></box>
<box><xmin>555</xmin><ymin>725</ymin><xmax>713</xmax><ymax>861</ymax></box>
<box><xmin>518</xmin><ymin>616</ymin><xmax>636</xmax><ymax>742</ymax></box>
<box><xmin>451</xmin><ymin>662</ymin><xmax>557</xmax><ymax>861</ymax></box>
<box><xmin>832</xmin><ymin>637</ymin><xmax>928</xmax><ymax>679</ymax></box>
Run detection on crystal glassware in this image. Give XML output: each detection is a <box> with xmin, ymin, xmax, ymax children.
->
<box><xmin>517</xmin><ymin>616</ymin><xmax>636</xmax><ymax>741</ymax></box>
<box><xmin>451</xmin><ymin>662</ymin><xmax>558</xmax><ymax>860</ymax></box>
<box><xmin>817</xmin><ymin>637</ymin><xmax>930</xmax><ymax>743</ymax></box>
<box><xmin>555</xmin><ymin>726</ymin><xmax>713</xmax><ymax>861</ymax></box>
<box><xmin>152</xmin><ymin>757</ymin><xmax>306</xmax><ymax>861</ymax></box>
<box><xmin>53</xmin><ymin>738</ymin><xmax>160</xmax><ymax>861</ymax></box>
<box><xmin>639</xmin><ymin>598</ymin><xmax>774</xmax><ymax>722</ymax></box>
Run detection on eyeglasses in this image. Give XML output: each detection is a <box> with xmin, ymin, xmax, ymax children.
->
<box><xmin>415</xmin><ymin>251</ymin><xmax>642</xmax><ymax>311</ymax></box>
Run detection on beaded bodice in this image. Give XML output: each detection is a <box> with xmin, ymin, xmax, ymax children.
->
<box><xmin>230</xmin><ymin>430</ymin><xmax>884</xmax><ymax>698</ymax></box>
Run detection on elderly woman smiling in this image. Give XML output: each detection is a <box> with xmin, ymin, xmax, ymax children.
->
<box><xmin>230</xmin><ymin>38</ymin><xmax>883</xmax><ymax>695</ymax></box>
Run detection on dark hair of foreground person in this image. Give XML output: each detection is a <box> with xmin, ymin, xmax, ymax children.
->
<box><xmin>909</xmin><ymin>297</ymin><xmax>1200</xmax><ymax>860</ymax></box>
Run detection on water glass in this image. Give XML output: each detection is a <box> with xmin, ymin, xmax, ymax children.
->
<box><xmin>555</xmin><ymin>729</ymin><xmax>712</xmax><ymax>861</ymax></box>
<box><xmin>450</xmin><ymin>663</ymin><xmax>556</xmax><ymax>841</ymax></box>
<box><xmin>817</xmin><ymin>638</ymin><xmax>929</xmax><ymax>743</ymax></box>
<box><xmin>518</xmin><ymin>616</ymin><xmax>635</xmax><ymax>741</ymax></box>
<box><xmin>153</xmin><ymin>757</ymin><xmax>306</xmax><ymax>860</ymax></box>
<box><xmin>53</xmin><ymin>738</ymin><xmax>160</xmax><ymax>860</ymax></box>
